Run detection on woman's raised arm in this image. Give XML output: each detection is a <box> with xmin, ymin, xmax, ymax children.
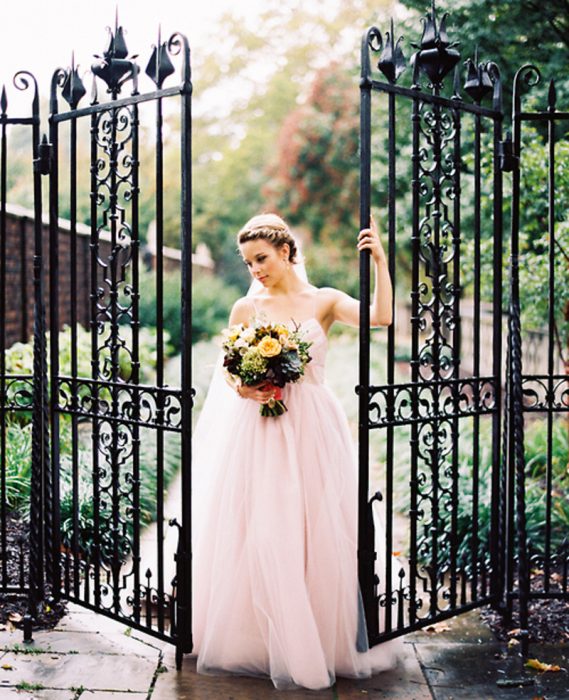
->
<box><xmin>329</xmin><ymin>214</ymin><xmax>392</xmax><ymax>328</ymax></box>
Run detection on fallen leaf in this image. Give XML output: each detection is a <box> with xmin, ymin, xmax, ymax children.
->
<box><xmin>507</xmin><ymin>639</ymin><xmax>520</xmax><ymax>648</ymax></box>
<box><xmin>525</xmin><ymin>658</ymin><xmax>562</xmax><ymax>673</ymax></box>
<box><xmin>392</xmin><ymin>551</ymin><xmax>402</xmax><ymax>557</ymax></box>
<box><xmin>551</xmin><ymin>573</ymin><xmax>563</xmax><ymax>584</ymax></box>
<box><xmin>1</xmin><ymin>664</ymin><xmax>13</xmax><ymax>671</ymax></box>
<box><xmin>7</xmin><ymin>613</ymin><xmax>22</xmax><ymax>623</ymax></box>
<box><xmin>424</xmin><ymin>623</ymin><xmax>451</xmax><ymax>634</ymax></box>
<box><xmin>531</xmin><ymin>568</ymin><xmax>544</xmax><ymax>576</ymax></box>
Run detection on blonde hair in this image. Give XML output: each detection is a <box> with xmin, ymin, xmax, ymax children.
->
<box><xmin>237</xmin><ymin>213</ymin><xmax>298</xmax><ymax>263</ymax></box>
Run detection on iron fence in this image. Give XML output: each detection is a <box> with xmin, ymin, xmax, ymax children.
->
<box><xmin>504</xmin><ymin>65</ymin><xmax>569</xmax><ymax>654</ymax></box>
<box><xmin>0</xmin><ymin>75</ymin><xmax>42</xmax><ymax>601</ymax></box>
<box><xmin>358</xmin><ymin>2</ymin><xmax>568</xmax><ymax>655</ymax></box>
<box><xmin>0</xmin><ymin>22</ymin><xmax>193</xmax><ymax>664</ymax></box>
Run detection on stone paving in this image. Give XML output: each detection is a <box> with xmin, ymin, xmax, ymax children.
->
<box><xmin>0</xmin><ymin>603</ymin><xmax>566</xmax><ymax>699</ymax></box>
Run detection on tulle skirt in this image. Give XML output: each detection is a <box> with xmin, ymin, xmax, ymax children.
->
<box><xmin>192</xmin><ymin>373</ymin><xmax>400</xmax><ymax>690</ymax></box>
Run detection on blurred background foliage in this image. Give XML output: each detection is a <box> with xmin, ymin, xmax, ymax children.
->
<box><xmin>2</xmin><ymin>0</ymin><xmax>568</xmax><ymax>341</ymax></box>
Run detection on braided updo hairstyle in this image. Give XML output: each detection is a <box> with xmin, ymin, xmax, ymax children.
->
<box><xmin>237</xmin><ymin>213</ymin><xmax>298</xmax><ymax>263</ymax></box>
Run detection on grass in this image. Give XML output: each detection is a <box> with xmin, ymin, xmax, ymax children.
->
<box><xmin>16</xmin><ymin>681</ymin><xmax>45</xmax><ymax>690</ymax></box>
<box><xmin>3</xmin><ymin>643</ymin><xmax>47</xmax><ymax>655</ymax></box>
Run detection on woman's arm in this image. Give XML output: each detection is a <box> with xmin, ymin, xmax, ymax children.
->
<box><xmin>328</xmin><ymin>214</ymin><xmax>393</xmax><ymax>328</ymax></box>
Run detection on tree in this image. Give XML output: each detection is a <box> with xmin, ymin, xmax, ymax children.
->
<box><xmin>185</xmin><ymin>0</ymin><xmax>395</xmax><ymax>290</ymax></box>
<box><xmin>399</xmin><ymin>0</ymin><xmax>569</xmax><ymax>101</ymax></box>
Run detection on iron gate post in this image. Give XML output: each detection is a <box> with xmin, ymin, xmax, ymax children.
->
<box><xmin>489</xmin><ymin>64</ymin><xmax>505</xmax><ymax>607</ymax></box>
<box><xmin>175</xmin><ymin>33</ymin><xmax>194</xmax><ymax>667</ymax></box>
<box><xmin>507</xmin><ymin>65</ymin><xmax>538</xmax><ymax>657</ymax></box>
<box><xmin>48</xmin><ymin>70</ymin><xmax>63</xmax><ymax>602</ymax></box>
<box><xmin>28</xmin><ymin>72</ymin><xmax>49</xmax><ymax>623</ymax></box>
<box><xmin>357</xmin><ymin>26</ymin><xmax>378</xmax><ymax>645</ymax></box>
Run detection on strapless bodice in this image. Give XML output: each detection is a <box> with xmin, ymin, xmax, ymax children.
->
<box><xmin>294</xmin><ymin>317</ymin><xmax>327</xmax><ymax>385</ymax></box>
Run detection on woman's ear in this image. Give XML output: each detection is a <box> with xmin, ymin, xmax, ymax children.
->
<box><xmin>281</xmin><ymin>242</ymin><xmax>290</xmax><ymax>261</ymax></box>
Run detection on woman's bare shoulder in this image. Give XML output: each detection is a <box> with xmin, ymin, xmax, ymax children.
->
<box><xmin>314</xmin><ymin>286</ymin><xmax>346</xmax><ymax>303</ymax></box>
<box><xmin>229</xmin><ymin>296</ymin><xmax>255</xmax><ymax>325</ymax></box>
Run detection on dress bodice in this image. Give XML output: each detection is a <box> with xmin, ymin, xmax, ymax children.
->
<box><xmin>295</xmin><ymin>318</ymin><xmax>327</xmax><ymax>385</ymax></box>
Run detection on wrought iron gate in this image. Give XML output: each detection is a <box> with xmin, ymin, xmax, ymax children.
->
<box><xmin>0</xmin><ymin>2</ymin><xmax>567</xmax><ymax>668</ymax></box>
<box><xmin>0</xmin><ymin>74</ymin><xmax>44</xmax><ymax>609</ymax></box>
<box><xmin>0</xmin><ymin>23</ymin><xmax>193</xmax><ymax>662</ymax></box>
<box><xmin>46</xmin><ymin>24</ymin><xmax>194</xmax><ymax>661</ymax></box>
<box><xmin>358</xmin><ymin>3</ymin><xmax>569</xmax><ymax>654</ymax></box>
<box><xmin>504</xmin><ymin>65</ymin><xmax>569</xmax><ymax>654</ymax></box>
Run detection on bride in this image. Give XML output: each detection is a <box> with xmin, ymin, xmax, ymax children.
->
<box><xmin>191</xmin><ymin>212</ymin><xmax>399</xmax><ymax>690</ymax></box>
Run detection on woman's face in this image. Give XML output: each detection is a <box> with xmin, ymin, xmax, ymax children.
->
<box><xmin>239</xmin><ymin>239</ymin><xmax>287</xmax><ymax>288</ymax></box>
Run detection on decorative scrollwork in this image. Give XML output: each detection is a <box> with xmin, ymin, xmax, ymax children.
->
<box><xmin>57</xmin><ymin>380</ymin><xmax>183</xmax><ymax>432</ymax></box>
<box><xmin>5</xmin><ymin>376</ymin><xmax>34</xmax><ymax>410</ymax></box>
<box><xmin>521</xmin><ymin>376</ymin><xmax>569</xmax><ymax>411</ymax></box>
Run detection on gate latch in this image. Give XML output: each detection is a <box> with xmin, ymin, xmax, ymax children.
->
<box><xmin>499</xmin><ymin>132</ymin><xmax>518</xmax><ymax>173</ymax></box>
<box><xmin>34</xmin><ymin>134</ymin><xmax>52</xmax><ymax>176</ymax></box>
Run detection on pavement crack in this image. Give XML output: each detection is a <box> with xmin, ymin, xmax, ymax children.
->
<box><xmin>147</xmin><ymin>648</ymin><xmax>167</xmax><ymax>699</ymax></box>
<box><xmin>412</xmin><ymin>642</ymin><xmax>438</xmax><ymax>700</ymax></box>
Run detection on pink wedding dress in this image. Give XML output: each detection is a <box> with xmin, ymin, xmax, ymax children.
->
<box><xmin>191</xmin><ymin>313</ymin><xmax>400</xmax><ymax>690</ymax></box>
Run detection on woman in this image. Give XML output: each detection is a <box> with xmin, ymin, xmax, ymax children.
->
<box><xmin>192</xmin><ymin>213</ymin><xmax>398</xmax><ymax>690</ymax></box>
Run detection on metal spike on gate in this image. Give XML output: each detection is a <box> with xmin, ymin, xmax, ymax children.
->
<box><xmin>146</xmin><ymin>26</ymin><xmax>175</xmax><ymax>89</ymax></box>
<box><xmin>548</xmin><ymin>79</ymin><xmax>557</xmax><ymax>110</ymax></box>
<box><xmin>377</xmin><ymin>19</ymin><xmax>406</xmax><ymax>84</ymax></box>
<box><xmin>463</xmin><ymin>48</ymin><xmax>493</xmax><ymax>103</ymax></box>
<box><xmin>410</xmin><ymin>0</ymin><xmax>460</xmax><ymax>87</ymax></box>
<box><xmin>61</xmin><ymin>52</ymin><xmax>86</xmax><ymax>109</ymax></box>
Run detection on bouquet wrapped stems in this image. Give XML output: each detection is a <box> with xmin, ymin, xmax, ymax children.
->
<box><xmin>261</xmin><ymin>384</ymin><xmax>286</xmax><ymax>418</ymax></box>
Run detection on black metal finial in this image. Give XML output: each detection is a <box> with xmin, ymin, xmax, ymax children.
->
<box><xmin>377</xmin><ymin>19</ymin><xmax>406</xmax><ymax>84</ymax></box>
<box><xmin>410</xmin><ymin>0</ymin><xmax>460</xmax><ymax>88</ymax></box>
<box><xmin>548</xmin><ymin>80</ymin><xmax>557</xmax><ymax>110</ymax></box>
<box><xmin>145</xmin><ymin>25</ymin><xmax>175</xmax><ymax>89</ymax></box>
<box><xmin>0</xmin><ymin>86</ymin><xmax>7</xmax><ymax>115</ymax></box>
<box><xmin>463</xmin><ymin>48</ymin><xmax>493</xmax><ymax>103</ymax></box>
<box><xmin>92</xmin><ymin>21</ymin><xmax>139</xmax><ymax>95</ymax></box>
<box><xmin>62</xmin><ymin>52</ymin><xmax>87</xmax><ymax>109</ymax></box>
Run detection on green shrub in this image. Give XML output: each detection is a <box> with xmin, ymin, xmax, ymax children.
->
<box><xmin>58</xmin><ymin>424</ymin><xmax>181</xmax><ymax>562</ymax></box>
<box><xmin>135</xmin><ymin>267</ymin><xmax>234</xmax><ymax>350</ymax></box>
<box><xmin>137</xmin><ymin>268</ymin><xmax>183</xmax><ymax>354</ymax></box>
<box><xmin>452</xmin><ymin>417</ymin><xmax>569</xmax><ymax>565</ymax></box>
<box><xmin>3</xmin><ymin>325</ymin><xmax>180</xmax><ymax>562</ymax></box>
<box><xmin>2</xmin><ymin>420</ymin><xmax>32</xmax><ymax>511</ymax></box>
<box><xmin>4</xmin><ymin>325</ymin><xmax>164</xmax><ymax>427</ymax></box>
<box><xmin>191</xmin><ymin>274</ymin><xmax>240</xmax><ymax>342</ymax></box>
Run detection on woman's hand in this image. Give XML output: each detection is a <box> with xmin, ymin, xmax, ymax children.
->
<box><xmin>237</xmin><ymin>381</ymin><xmax>276</xmax><ymax>404</ymax></box>
<box><xmin>357</xmin><ymin>213</ymin><xmax>387</xmax><ymax>265</ymax></box>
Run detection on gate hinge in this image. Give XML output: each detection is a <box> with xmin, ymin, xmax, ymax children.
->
<box><xmin>34</xmin><ymin>134</ymin><xmax>52</xmax><ymax>176</ymax></box>
<box><xmin>499</xmin><ymin>132</ymin><xmax>518</xmax><ymax>173</ymax></box>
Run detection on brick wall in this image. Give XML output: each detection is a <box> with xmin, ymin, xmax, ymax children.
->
<box><xmin>2</xmin><ymin>204</ymin><xmax>213</xmax><ymax>349</ymax></box>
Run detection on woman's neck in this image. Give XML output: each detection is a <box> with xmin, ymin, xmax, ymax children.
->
<box><xmin>265</xmin><ymin>271</ymin><xmax>309</xmax><ymax>297</ymax></box>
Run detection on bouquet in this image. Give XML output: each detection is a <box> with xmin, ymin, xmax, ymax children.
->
<box><xmin>222</xmin><ymin>318</ymin><xmax>312</xmax><ymax>417</ymax></box>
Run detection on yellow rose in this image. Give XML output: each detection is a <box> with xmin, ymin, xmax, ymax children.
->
<box><xmin>257</xmin><ymin>335</ymin><xmax>282</xmax><ymax>358</ymax></box>
<box><xmin>275</xmin><ymin>325</ymin><xmax>289</xmax><ymax>337</ymax></box>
